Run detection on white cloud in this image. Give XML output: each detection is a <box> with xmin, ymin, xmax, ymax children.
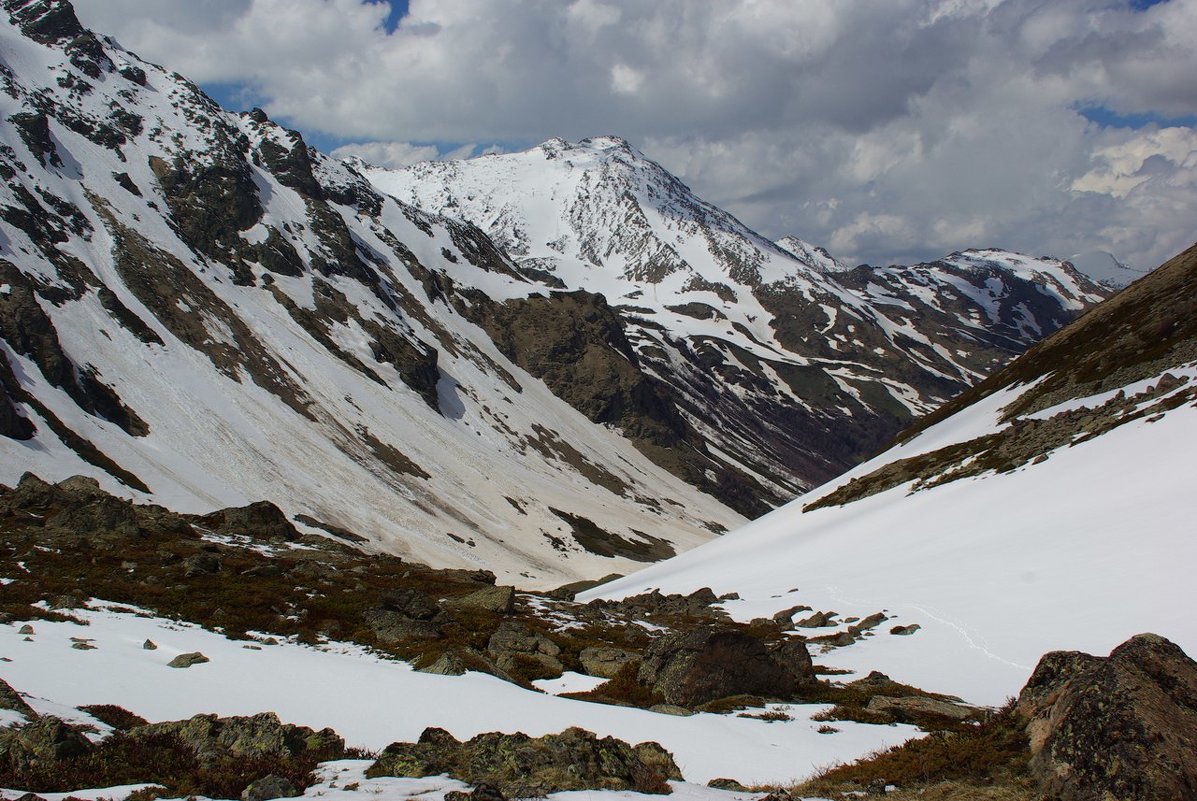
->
<box><xmin>70</xmin><ymin>0</ymin><xmax>1197</xmax><ymax>270</ymax></box>
<box><xmin>1071</xmin><ymin>127</ymin><xmax>1197</xmax><ymax>198</ymax></box>
<box><xmin>609</xmin><ymin>64</ymin><xmax>644</xmax><ymax>95</ymax></box>
<box><xmin>330</xmin><ymin>140</ymin><xmax>439</xmax><ymax>169</ymax></box>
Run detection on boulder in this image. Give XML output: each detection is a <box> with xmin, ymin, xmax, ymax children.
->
<box><xmin>200</xmin><ymin>501</ymin><xmax>301</xmax><ymax>542</ymax></box>
<box><xmin>637</xmin><ymin>626</ymin><xmax>813</xmax><ymax>707</ymax></box>
<box><xmin>1017</xmin><ymin>633</ymin><xmax>1197</xmax><ymax>801</ymax></box>
<box><xmin>241</xmin><ymin>774</ymin><xmax>299</xmax><ymax>801</ymax></box>
<box><xmin>420</xmin><ymin>650</ymin><xmax>469</xmax><ymax>676</ymax></box>
<box><xmin>168</xmin><ymin>651</ymin><xmax>209</xmax><ymax>668</ymax></box>
<box><xmin>578</xmin><ymin>646</ymin><xmax>640</xmax><ymax>679</ymax></box>
<box><xmin>771</xmin><ymin>605</ymin><xmax>811</xmax><ymax>628</ymax></box>
<box><xmin>866</xmin><ymin>695</ymin><xmax>975</xmax><ymax>722</ymax></box>
<box><xmin>599</xmin><ymin>587</ymin><xmax>723</xmax><ymax>617</ymax></box>
<box><xmin>848</xmin><ymin>612</ymin><xmax>888</xmax><ymax>635</ymax></box>
<box><xmin>794</xmin><ymin>610</ymin><xmax>836</xmax><ymax>628</ymax></box>
<box><xmin>487</xmin><ymin>622</ymin><xmax>563</xmax><ymax>678</ymax></box>
<box><xmin>707</xmin><ymin>778</ymin><xmax>748</xmax><ymax>791</ymax></box>
<box><xmin>381</xmin><ymin>588</ymin><xmax>441</xmax><ymax>620</ymax></box>
<box><xmin>367</xmin><ymin>726</ymin><xmax>680</xmax><ymax>796</ymax></box>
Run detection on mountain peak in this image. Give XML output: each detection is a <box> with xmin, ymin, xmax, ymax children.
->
<box><xmin>5</xmin><ymin>0</ymin><xmax>86</xmax><ymax>44</ymax></box>
<box><xmin>579</xmin><ymin>134</ymin><xmax>633</xmax><ymax>150</ymax></box>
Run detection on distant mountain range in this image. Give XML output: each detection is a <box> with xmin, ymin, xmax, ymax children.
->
<box><xmin>365</xmin><ymin>138</ymin><xmax>1107</xmax><ymax>511</ymax></box>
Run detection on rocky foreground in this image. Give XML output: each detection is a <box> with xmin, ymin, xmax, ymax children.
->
<box><xmin>1</xmin><ymin>632</ymin><xmax>1195</xmax><ymax>800</ymax></box>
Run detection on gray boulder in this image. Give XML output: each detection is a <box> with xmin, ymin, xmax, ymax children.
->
<box><xmin>637</xmin><ymin>626</ymin><xmax>813</xmax><ymax>707</ymax></box>
<box><xmin>168</xmin><ymin>651</ymin><xmax>209</xmax><ymax>668</ymax></box>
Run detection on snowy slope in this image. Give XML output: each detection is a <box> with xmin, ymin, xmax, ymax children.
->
<box><xmin>583</xmin><ymin>244</ymin><xmax>1197</xmax><ymax>705</ymax></box>
<box><xmin>0</xmin><ymin>602</ymin><xmax>917</xmax><ymax>785</ymax></box>
<box><xmin>365</xmin><ymin>140</ymin><xmax>1108</xmax><ymax>508</ymax></box>
<box><xmin>0</xmin><ymin>0</ymin><xmax>741</xmax><ymax>586</ymax></box>
<box><xmin>1067</xmin><ymin>249</ymin><xmax>1147</xmax><ymax>288</ymax></box>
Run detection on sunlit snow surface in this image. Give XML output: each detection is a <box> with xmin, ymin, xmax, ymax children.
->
<box><xmin>584</xmin><ymin>368</ymin><xmax>1197</xmax><ymax>705</ymax></box>
<box><xmin>0</xmin><ymin>604</ymin><xmax>915</xmax><ymax>787</ymax></box>
<box><xmin>2</xmin><ymin>762</ymin><xmax>812</xmax><ymax>801</ymax></box>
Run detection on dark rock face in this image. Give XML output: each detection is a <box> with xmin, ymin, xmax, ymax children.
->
<box><xmin>199</xmin><ymin>501</ymin><xmax>301</xmax><ymax>542</ymax></box>
<box><xmin>4</xmin><ymin>0</ymin><xmax>86</xmax><ymax>44</ymax></box>
<box><xmin>366</xmin><ymin>726</ymin><xmax>681</xmax><ymax>796</ymax></box>
<box><xmin>0</xmin><ymin>364</ymin><xmax>35</xmax><ymax>440</ymax></box>
<box><xmin>148</xmin><ymin>152</ymin><xmax>263</xmax><ymax>261</ymax></box>
<box><xmin>466</xmin><ymin>290</ymin><xmax>685</xmax><ymax>445</ymax></box>
<box><xmin>1017</xmin><ymin>633</ymin><xmax>1197</xmax><ymax>801</ymax></box>
<box><xmin>637</xmin><ymin>626</ymin><xmax>814</xmax><ymax>707</ymax></box>
<box><xmin>461</xmin><ymin>288</ymin><xmax>770</xmax><ymax>516</ymax></box>
<box><xmin>0</xmin><ymin>261</ymin><xmax>147</xmax><ymax>436</ymax></box>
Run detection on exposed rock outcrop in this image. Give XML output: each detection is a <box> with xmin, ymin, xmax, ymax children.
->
<box><xmin>128</xmin><ymin>712</ymin><xmax>344</xmax><ymax>766</ymax></box>
<box><xmin>0</xmin><ymin>716</ymin><xmax>92</xmax><ymax>772</ymax></box>
<box><xmin>366</xmin><ymin>726</ymin><xmax>680</xmax><ymax>796</ymax></box>
<box><xmin>1017</xmin><ymin>633</ymin><xmax>1197</xmax><ymax>801</ymax></box>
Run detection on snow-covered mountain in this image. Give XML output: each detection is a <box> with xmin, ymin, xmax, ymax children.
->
<box><xmin>365</xmin><ymin>139</ymin><xmax>1108</xmax><ymax>510</ymax></box>
<box><xmin>0</xmin><ymin>0</ymin><xmax>1110</xmax><ymax>587</ymax></box>
<box><xmin>583</xmin><ymin>241</ymin><xmax>1197</xmax><ymax>704</ymax></box>
<box><xmin>0</xmin><ymin>0</ymin><xmax>745</xmax><ymax>587</ymax></box>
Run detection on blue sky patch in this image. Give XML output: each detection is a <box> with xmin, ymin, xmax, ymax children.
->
<box><xmin>1079</xmin><ymin>105</ymin><xmax>1197</xmax><ymax>129</ymax></box>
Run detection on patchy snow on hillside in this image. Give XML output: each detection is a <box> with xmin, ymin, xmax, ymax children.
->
<box><xmin>583</xmin><ymin>368</ymin><xmax>1197</xmax><ymax>706</ymax></box>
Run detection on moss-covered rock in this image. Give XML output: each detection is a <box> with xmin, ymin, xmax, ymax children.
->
<box><xmin>128</xmin><ymin>712</ymin><xmax>343</xmax><ymax>766</ymax></box>
<box><xmin>1017</xmin><ymin>633</ymin><xmax>1197</xmax><ymax>801</ymax></box>
<box><xmin>0</xmin><ymin>716</ymin><xmax>93</xmax><ymax>773</ymax></box>
<box><xmin>367</xmin><ymin>726</ymin><xmax>680</xmax><ymax>796</ymax></box>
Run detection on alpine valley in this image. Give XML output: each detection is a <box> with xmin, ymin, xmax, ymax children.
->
<box><xmin>2</xmin><ymin>2</ymin><xmax>1196</xmax><ymax>801</ymax></box>
<box><xmin>0</xmin><ymin>0</ymin><xmax>1109</xmax><ymax>586</ymax></box>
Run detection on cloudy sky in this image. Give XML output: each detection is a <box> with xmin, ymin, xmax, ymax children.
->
<box><xmin>71</xmin><ymin>0</ymin><xmax>1196</xmax><ymax>270</ymax></box>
